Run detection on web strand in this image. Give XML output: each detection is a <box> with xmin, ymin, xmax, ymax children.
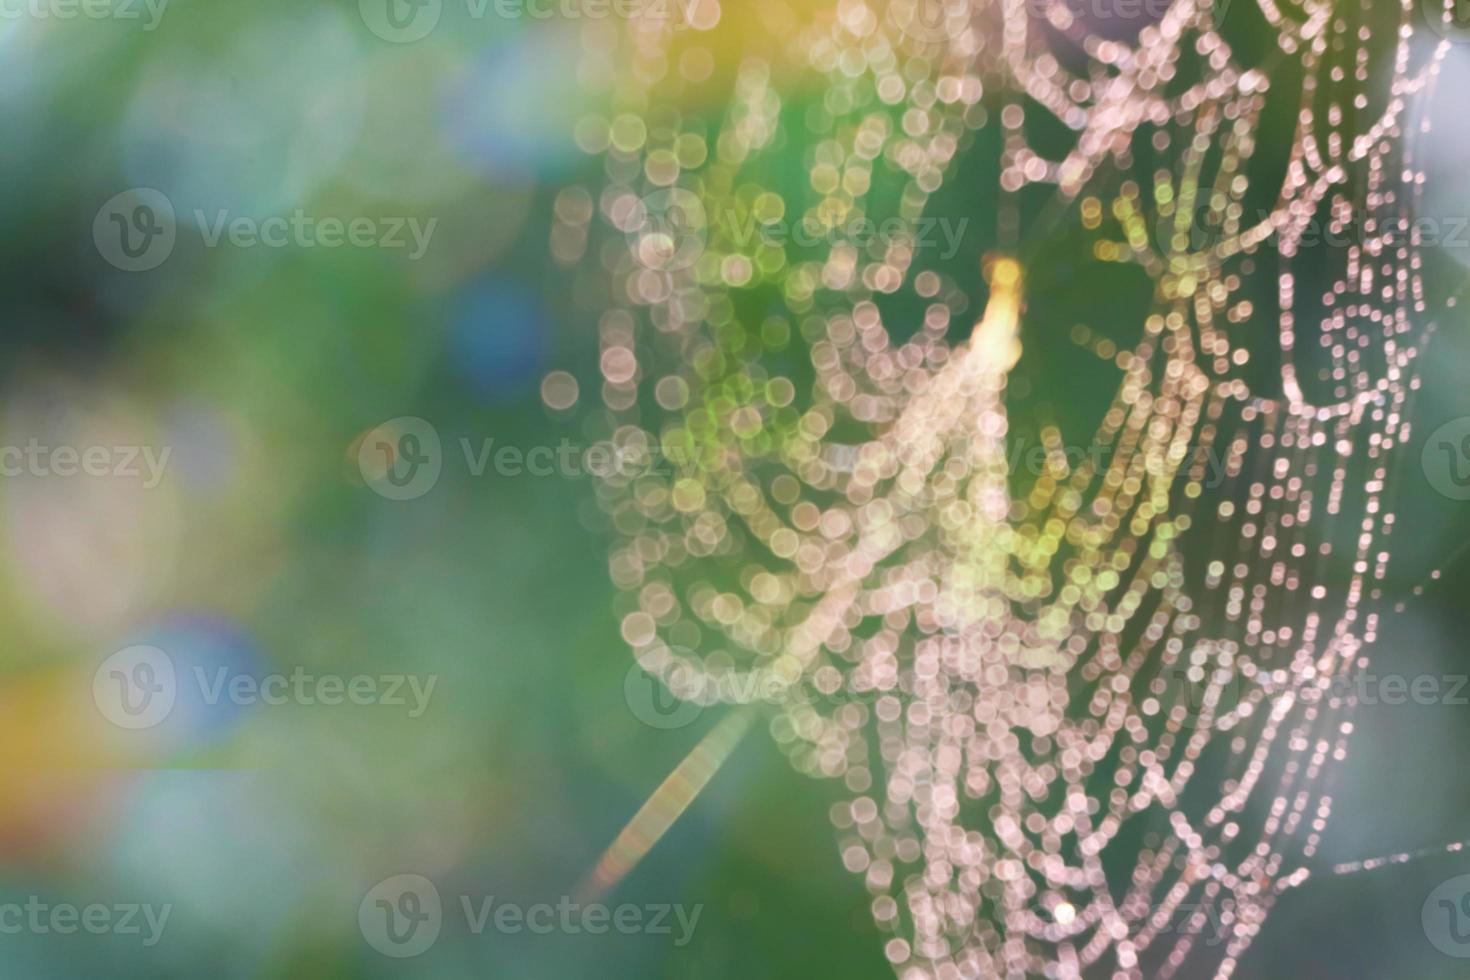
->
<box><xmin>567</xmin><ymin>0</ymin><xmax>1457</xmax><ymax>975</ymax></box>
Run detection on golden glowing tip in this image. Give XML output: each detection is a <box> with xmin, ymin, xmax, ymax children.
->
<box><xmin>986</xmin><ymin>254</ymin><xmax>1023</xmax><ymax>290</ymax></box>
<box><xmin>974</xmin><ymin>255</ymin><xmax>1024</xmax><ymax>372</ymax></box>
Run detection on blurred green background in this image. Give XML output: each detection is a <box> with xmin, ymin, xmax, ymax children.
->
<box><xmin>3</xmin><ymin>1</ymin><xmax>1470</xmax><ymax>978</ymax></box>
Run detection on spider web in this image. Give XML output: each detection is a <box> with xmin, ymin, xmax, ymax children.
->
<box><xmin>557</xmin><ymin>0</ymin><xmax>1459</xmax><ymax>975</ymax></box>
